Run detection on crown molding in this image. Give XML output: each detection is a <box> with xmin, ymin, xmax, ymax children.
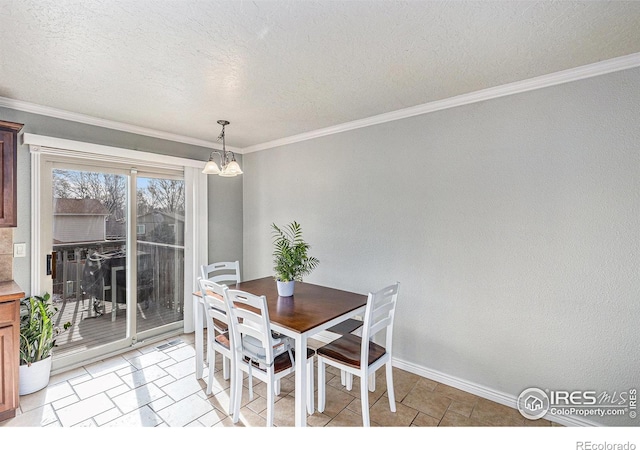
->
<box><xmin>1</xmin><ymin>52</ymin><xmax>639</xmax><ymax>155</ymax></box>
<box><xmin>0</xmin><ymin>97</ymin><xmax>240</xmax><ymax>153</ymax></box>
<box><xmin>241</xmin><ymin>52</ymin><xmax>640</xmax><ymax>154</ymax></box>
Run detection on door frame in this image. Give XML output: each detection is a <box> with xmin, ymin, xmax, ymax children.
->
<box><xmin>26</xmin><ymin>133</ymin><xmax>209</xmax><ymax>371</ymax></box>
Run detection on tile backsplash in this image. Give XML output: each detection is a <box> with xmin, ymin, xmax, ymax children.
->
<box><xmin>0</xmin><ymin>228</ymin><xmax>13</xmax><ymax>282</ymax></box>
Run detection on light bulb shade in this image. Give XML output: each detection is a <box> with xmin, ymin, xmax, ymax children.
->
<box><xmin>220</xmin><ymin>160</ymin><xmax>243</xmax><ymax>177</ymax></box>
<box><xmin>202</xmin><ymin>160</ymin><xmax>221</xmax><ymax>174</ymax></box>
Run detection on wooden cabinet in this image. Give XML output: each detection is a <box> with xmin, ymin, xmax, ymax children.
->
<box><xmin>0</xmin><ymin>121</ymin><xmax>24</xmax><ymax>227</ymax></box>
<box><xmin>0</xmin><ymin>281</ymin><xmax>23</xmax><ymax>422</ymax></box>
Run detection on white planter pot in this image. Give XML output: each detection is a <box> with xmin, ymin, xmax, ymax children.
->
<box><xmin>276</xmin><ymin>280</ymin><xmax>295</xmax><ymax>297</ymax></box>
<box><xmin>19</xmin><ymin>356</ymin><xmax>52</xmax><ymax>396</ymax></box>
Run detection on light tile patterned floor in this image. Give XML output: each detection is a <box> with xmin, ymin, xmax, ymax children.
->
<box><xmin>1</xmin><ymin>333</ymin><xmax>558</xmax><ymax>427</ymax></box>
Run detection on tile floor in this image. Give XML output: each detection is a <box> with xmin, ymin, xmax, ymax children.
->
<box><xmin>1</xmin><ymin>332</ymin><xmax>559</xmax><ymax>427</ymax></box>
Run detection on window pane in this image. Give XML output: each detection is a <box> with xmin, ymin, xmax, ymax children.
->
<box><xmin>51</xmin><ymin>169</ymin><xmax>128</xmax><ymax>358</ymax></box>
<box><xmin>136</xmin><ymin>177</ymin><xmax>185</xmax><ymax>333</ymax></box>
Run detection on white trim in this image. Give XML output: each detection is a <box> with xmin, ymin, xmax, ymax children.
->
<box><xmin>392</xmin><ymin>357</ymin><xmax>603</xmax><ymax>427</ymax></box>
<box><xmin>30</xmin><ymin>150</ymin><xmax>42</xmax><ymax>295</ymax></box>
<box><xmin>0</xmin><ymin>96</ymin><xmax>241</xmax><ymax>153</ymax></box>
<box><xmin>5</xmin><ymin>53</ymin><xmax>640</xmax><ymax>156</ymax></box>
<box><xmin>182</xmin><ymin>166</ymin><xmax>208</xmax><ymax>333</ymax></box>
<box><xmin>23</xmin><ymin>133</ymin><xmax>206</xmax><ymax>170</ymax></box>
<box><xmin>126</xmin><ymin>168</ymin><xmax>138</xmax><ymax>334</ymax></box>
<box><xmin>241</xmin><ymin>52</ymin><xmax>640</xmax><ymax>153</ymax></box>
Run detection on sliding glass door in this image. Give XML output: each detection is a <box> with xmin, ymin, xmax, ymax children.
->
<box><xmin>135</xmin><ymin>176</ymin><xmax>185</xmax><ymax>334</ymax></box>
<box><xmin>40</xmin><ymin>160</ymin><xmax>185</xmax><ymax>369</ymax></box>
<box><xmin>50</xmin><ymin>166</ymin><xmax>129</xmax><ymax>360</ymax></box>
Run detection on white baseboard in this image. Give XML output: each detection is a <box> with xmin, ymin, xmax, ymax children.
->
<box><xmin>391</xmin><ymin>357</ymin><xmax>602</xmax><ymax>427</ymax></box>
<box><xmin>311</xmin><ymin>330</ymin><xmax>602</xmax><ymax>426</ymax></box>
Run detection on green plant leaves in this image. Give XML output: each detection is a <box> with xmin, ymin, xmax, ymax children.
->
<box><xmin>271</xmin><ymin>221</ymin><xmax>319</xmax><ymax>282</ymax></box>
<box><xmin>19</xmin><ymin>293</ymin><xmax>71</xmax><ymax>365</ymax></box>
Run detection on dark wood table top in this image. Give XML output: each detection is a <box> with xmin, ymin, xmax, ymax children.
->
<box><xmin>233</xmin><ymin>277</ymin><xmax>367</xmax><ymax>334</ymax></box>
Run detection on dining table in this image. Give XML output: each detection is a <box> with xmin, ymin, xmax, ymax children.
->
<box><xmin>193</xmin><ymin>276</ymin><xmax>368</xmax><ymax>427</ymax></box>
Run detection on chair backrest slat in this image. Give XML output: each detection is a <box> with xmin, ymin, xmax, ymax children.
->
<box><xmin>360</xmin><ymin>282</ymin><xmax>400</xmax><ymax>362</ymax></box>
<box><xmin>198</xmin><ymin>277</ymin><xmax>229</xmax><ymax>332</ymax></box>
<box><xmin>369</xmin><ymin>315</ymin><xmax>392</xmax><ymax>337</ymax></box>
<box><xmin>201</xmin><ymin>261</ymin><xmax>241</xmax><ymax>286</ymax></box>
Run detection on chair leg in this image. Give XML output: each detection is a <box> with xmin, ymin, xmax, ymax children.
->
<box><xmin>226</xmin><ymin>355</ymin><xmax>236</xmax><ymax>416</ymax></box>
<box><xmin>346</xmin><ymin>372</ymin><xmax>353</xmax><ymax>391</ymax></box>
<box><xmin>204</xmin><ymin>333</ymin><xmax>209</xmax><ymax>365</ymax></box>
<box><xmin>206</xmin><ymin>344</ymin><xmax>215</xmax><ymax>395</ymax></box>
<box><xmin>360</xmin><ymin>370</ymin><xmax>370</xmax><ymax>427</ymax></box>
<box><xmin>307</xmin><ymin>357</ymin><xmax>314</xmax><ymax>415</ymax></box>
<box><xmin>223</xmin><ymin>355</ymin><xmax>230</xmax><ymax>380</ymax></box>
<box><xmin>231</xmin><ymin>366</ymin><xmax>242</xmax><ymax>423</ymax></box>
<box><xmin>275</xmin><ymin>379</ymin><xmax>281</xmax><ymax>396</ymax></box>
<box><xmin>369</xmin><ymin>372</ymin><xmax>376</xmax><ymax>392</ymax></box>
<box><xmin>206</xmin><ymin>358</ymin><xmax>215</xmax><ymax>395</ymax></box>
<box><xmin>386</xmin><ymin>361</ymin><xmax>396</xmax><ymax>412</ymax></box>
<box><xmin>266</xmin><ymin>375</ymin><xmax>275</xmax><ymax>427</ymax></box>
<box><xmin>340</xmin><ymin>370</ymin><xmax>346</xmax><ymax>386</ymax></box>
<box><xmin>317</xmin><ymin>358</ymin><xmax>326</xmax><ymax>413</ymax></box>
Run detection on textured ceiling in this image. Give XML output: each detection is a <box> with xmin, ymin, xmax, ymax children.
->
<box><xmin>1</xmin><ymin>0</ymin><xmax>640</xmax><ymax>151</ymax></box>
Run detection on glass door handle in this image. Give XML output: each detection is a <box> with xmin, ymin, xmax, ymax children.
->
<box><xmin>46</xmin><ymin>251</ymin><xmax>57</xmax><ymax>278</ymax></box>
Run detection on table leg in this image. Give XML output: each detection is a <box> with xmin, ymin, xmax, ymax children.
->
<box><xmin>294</xmin><ymin>333</ymin><xmax>308</xmax><ymax>427</ymax></box>
<box><xmin>194</xmin><ymin>295</ymin><xmax>204</xmax><ymax>379</ymax></box>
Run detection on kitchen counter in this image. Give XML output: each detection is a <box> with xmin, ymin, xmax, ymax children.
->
<box><xmin>0</xmin><ymin>279</ymin><xmax>23</xmax><ymax>421</ymax></box>
<box><xmin>0</xmin><ymin>280</ymin><xmax>24</xmax><ymax>302</ymax></box>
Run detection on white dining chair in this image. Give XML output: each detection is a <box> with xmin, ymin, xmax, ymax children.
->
<box><xmin>198</xmin><ymin>261</ymin><xmax>240</xmax><ymax>377</ymax></box>
<box><xmin>198</xmin><ymin>278</ymin><xmax>235</xmax><ymax>411</ymax></box>
<box><xmin>224</xmin><ymin>288</ymin><xmax>315</xmax><ymax>426</ymax></box>
<box><xmin>316</xmin><ymin>282</ymin><xmax>400</xmax><ymax>426</ymax></box>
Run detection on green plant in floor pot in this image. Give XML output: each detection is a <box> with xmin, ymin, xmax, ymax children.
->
<box><xmin>271</xmin><ymin>221</ymin><xmax>320</xmax><ymax>297</ymax></box>
<box><xmin>19</xmin><ymin>293</ymin><xmax>71</xmax><ymax>395</ymax></box>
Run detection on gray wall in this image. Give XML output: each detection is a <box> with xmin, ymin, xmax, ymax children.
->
<box><xmin>242</xmin><ymin>68</ymin><xmax>640</xmax><ymax>425</ymax></box>
<box><xmin>0</xmin><ymin>106</ymin><xmax>243</xmax><ymax>293</ymax></box>
<box><xmin>207</xmin><ymin>171</ymin><xmax>243</xmax><ymax>264</ymax></box>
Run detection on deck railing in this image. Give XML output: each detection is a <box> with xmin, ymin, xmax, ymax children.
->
<box><xmin>52</xmin><ymin>239</ymin><xmax>184</xmax><ymax>314</ymax></box>
<box><xmin>51</xmin><ymin>239</ymin><xmax>185</xmax><ymax>358</ymax></box>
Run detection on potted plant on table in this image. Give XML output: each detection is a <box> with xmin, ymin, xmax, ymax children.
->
<box><xmin>19</xmin><ymin>293</ymin><xmax>71</xmax><ymax>395</ymax></box>
<box><xmin>271</xmin><ymin>221</ymin><xmax>320</xmax><ymax>297</ymax></box>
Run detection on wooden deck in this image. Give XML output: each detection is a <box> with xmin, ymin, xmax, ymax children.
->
<box><xmin>51</xmin><ymin>294</ymin><xmax>183</xmax><ymax>360</ymax></box>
